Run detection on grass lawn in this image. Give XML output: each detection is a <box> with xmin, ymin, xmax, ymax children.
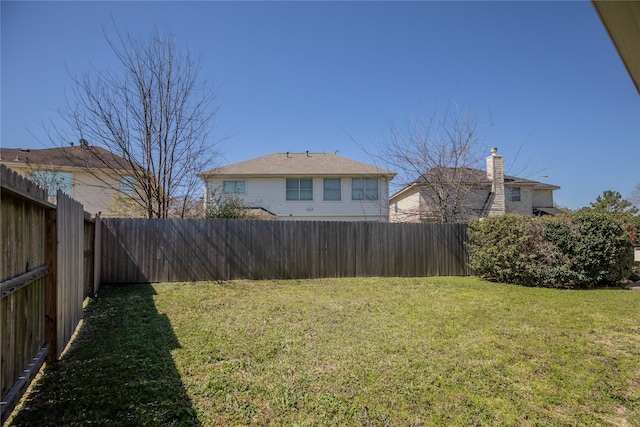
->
<box><xmin>8</xmin><ymin>277</ymin><xmax>640</xmax><ymax>426</ymax></box>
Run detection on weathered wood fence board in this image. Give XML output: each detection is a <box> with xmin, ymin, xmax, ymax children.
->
<box><xmin>1</xmin><ymin>165</ymin><xmax>97</xmax><ymax>424</ymax></box>
<box><xmin>53</xmin><ymin>191</ymin><xmax>85</xmax><ymax>360</ymax></box>
<box><xmin>1</xmin><ymin>166</ymin><xmax>49</xmax><ymax>422</ymax></box>
<box><xmin>100</xmin><ymin>219</ymin><xmax>470</xmax><ymax>284</ymax></box>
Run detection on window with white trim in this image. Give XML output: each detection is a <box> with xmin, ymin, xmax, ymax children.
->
<box><xmin>223</xmin><ymin>180</ymin><xmax>246</xmax><ymax>195</ymax></box>
<box><xmin>286</xmin><ymin>178</ymin><xmax>313</xmax><ymax>201</ymax></box>
<box><xmin>352</xmin><ymin>178</ymin><xmax>378</xmax><ymax>201</ymax></box>
<box><xmin>323</xmin><ymin>178</ymin><xmax>341</xmax><ymax>201</ymax></box>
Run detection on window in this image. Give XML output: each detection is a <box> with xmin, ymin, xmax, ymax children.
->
<box><xmin>33</xmin><ymin>170</ymin><xmax>72</xmax><ymax>196</ymax></box>
<box><xmin>119</xmin><ymin>175</ymin><xmax>136</xmax><ymax>195</ymax></box>
<box><xmin>352</xmin><ymin>178</ymin><xmax>378</xmax><ymax>201</ymax></box>
<box><xmin>286</xmin><ymin>178</ymin><xmax>313</xmax><ymax>201</ymax></box>
<box><xmin>223</xmin><ymin>180</ymin><xmax>246</xmax><ymax>195</ymax></box>
<box><xmin>323</xmin><ymin>178</ymin><xmax>341</xmax><ymax>201</ymax></box>
<box><xmin>506</xmin><ymin>186</ymin><xmax>521</xmax><ymax>202</ymax></box>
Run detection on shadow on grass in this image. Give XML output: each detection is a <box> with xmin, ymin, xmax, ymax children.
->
<box><xmin>9</xmin><ymin>284</ymin><xmax>201</xmax><ymax>426</ymax></box>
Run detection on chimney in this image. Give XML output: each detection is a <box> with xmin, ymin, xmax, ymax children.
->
<box><xmin>486</xmin><ymin>147</ymin><xmax>505</xmax><ymax>216</ymax></box>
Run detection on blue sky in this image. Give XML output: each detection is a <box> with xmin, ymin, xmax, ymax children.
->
<box><xmin>2</xmin><ymin>1</ymin><xmax>638</xmax><ymax>209</ymax></box>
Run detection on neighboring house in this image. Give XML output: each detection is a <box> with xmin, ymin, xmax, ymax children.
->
<box><xmin>198</xmin><ymin>152</ymin><xmax>396</xmax><ymax>221</ymax></box>
<box><xmin>0</xmin><ymin>143</ymin><xmax>136</xmax><ymax>216</ymax></box>
<box><xmin>389</xmin><ymin>148</ymin><xmax>561</xmax><ymax>223</ymax></box>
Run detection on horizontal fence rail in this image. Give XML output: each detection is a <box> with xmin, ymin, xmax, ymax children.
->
<box><xmin>101</xmin><ymin>219</ymin><xmax>470</xmax><ymax>284</ymax></box>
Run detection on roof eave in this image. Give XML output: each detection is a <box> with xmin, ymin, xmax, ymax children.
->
<box><xmin>199</xmin><ymin>172</ymin><xmax>396</xmax><ymax>179</ymax></box>
<box><xmin>592</xmin><ymin>0</ymin><xmax>640</xmax><ymax>94</ymax></box>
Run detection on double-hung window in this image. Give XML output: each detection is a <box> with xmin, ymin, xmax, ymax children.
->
<box><xmin>286</xmin><ymin>178</ymin><xmax>313</xmax><ymax>201</ymax></box>
<box><xmin>223</xmin><ymin>180</ymin><xmax>246</xmax><ymax>195</ymax></box>
<box><xmin>323</xmin><ymin>178</ymin><xmax>341</xmax><ymax>201</ymax></box>
<box><xmin>352</xmin><ymin>178</ymin><xmax>378</xmax><ymax>201</ymax></box>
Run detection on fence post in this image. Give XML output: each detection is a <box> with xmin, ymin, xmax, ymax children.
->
<box><xmin>93</xmin><ymin>215</ymin><xmax>102</xmax><ymax>296</ymax></box>
<box><xmin>44</xmin><ymin>208</ymin><xmax>58</xmax><ymax>363</ymax></box>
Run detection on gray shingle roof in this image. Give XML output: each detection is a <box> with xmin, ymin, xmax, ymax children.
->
<box><xmin>419</xmin><ymin>167</ymin><xmax>559</xmax><ymax>188</ymax></box>
<box><xmin>199</xmin><ymin>152</ymin><xmax>395</xmax><ymax>178</ymax></box>
<box><xmin>390</xmin><ymin>166</ymin><xmax>560</xmax><ymax>200</ymax></box>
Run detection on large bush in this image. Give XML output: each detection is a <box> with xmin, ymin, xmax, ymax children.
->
<box><xmin>468</xmin><ymin>212</ymin><xmax>634</xmax><ymax>288</ymax></box>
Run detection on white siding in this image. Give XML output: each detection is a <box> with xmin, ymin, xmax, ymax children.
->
<box><xmin>71</xmin><ymin>170</ymin><xmax>121</xmax><ymax>215</ymax></box>
<box><xmin>390</xmin><ymin>191</ymin><xmax>421</xmax><ymax>223</ymax></box>
<box><xmin>205</xmin><ymin>176</ymin><xmax>390</xmax><ymax>221</ymax></box>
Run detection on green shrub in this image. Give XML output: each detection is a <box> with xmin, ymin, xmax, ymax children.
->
<box><xmin>468</xmin><ymin>212</ymin><xmax>634</xmax><ymax>288</ymax></box>
<box><xmin>205</xmin><ymin>195</ymin><xmax>252</xmax><ymax>219</ymax></box>
<box><xmin>469</xmin><ymin>215</ymin><xmax>569</xmax><ymax>287</ymax></box>
<box><xmin>557</xmin><ymin>211</ymin><xmax>633</xmax><ymax>287</ymax></box>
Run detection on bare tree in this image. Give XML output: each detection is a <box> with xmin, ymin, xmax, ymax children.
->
<box><xmin>204</xmin><ymin>193</ymin><xmax>253</xmax><ymax>220</ymax></box>
<box><xmin>378</xmin><ymin>101</ymin><xmax>490</xmax><ymax>223</ymax></box>
<box><xmin>629</xmin><ymin>183</ymin><xmax>640</xmax><ymax>210</ymax></box>
<box><xmin>56</xmin><ymin>26</ymin><xmax>219</xmax><ymax>218</ymax></box>
<box><xmin>27</xmin><ymin>169</ymin><xmax>71</xmax><ymax>204</ymax></box>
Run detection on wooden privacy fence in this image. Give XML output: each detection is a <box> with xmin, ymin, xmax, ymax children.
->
<box><xmin>101</xmin><ymin>219</ymin><xmax>470</xmax><ymax>284</ymax></box>
<box><xmin>0</xmin><ymin>165</ymin><xmax>99</xmax><ymax>424</ymax></box>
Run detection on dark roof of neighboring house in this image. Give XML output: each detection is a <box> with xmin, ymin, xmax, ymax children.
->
<box><xmin>390</xmin><ymin>166</ymin><xmax>560</xmax><ymax>200</ymax></box>
<box><xmin>0</xmin><ymin>146</ymin><xmax>133</xmax><ymax>171</ymax></box>
<box><xmin>419</xmin><ymin>166</ymin><xmax>559</xmax><ymax>188</ymax></box>
<box><xmin>198</xmin><ymin>152</ymin><xmax>395</xmax><ymax>178</ymax></box>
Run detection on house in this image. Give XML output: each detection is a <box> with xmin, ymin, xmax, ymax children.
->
<box><xmin>0</xmin><ymin>143</ymin><xmax>136</xmax><ymax>216</ymax></box>
<box><xmin>197</xmin><ymin>152</ymin><xmax>396</xmax><ymax>221</ymax></box>
<box><xmin>389</xmin><ymin>148</ymin><xmax>561</xmax><ymax>223</ymax></box>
